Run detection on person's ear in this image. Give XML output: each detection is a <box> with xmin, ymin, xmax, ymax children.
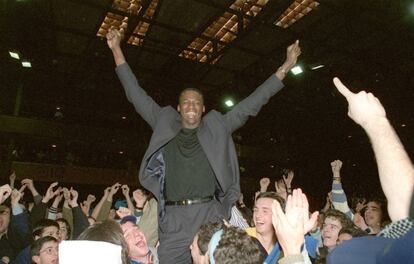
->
<box><xmin>203</xmin><ymin>106</ymin><xmax>205</xmax><ymax>113</ymax></box>
<box><xmin>177</xmin><ymin>105</ymin><xmax>181</xmax><ymax>112</ymax></box>
<box><xmin>32</xmin><ymin>255</ymin><xmax>40</xmax><ymax>264</ymax></box>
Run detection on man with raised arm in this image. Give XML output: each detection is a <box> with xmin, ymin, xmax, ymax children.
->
<box><xmin>333</xmin><ymin>78</ymin><xmax>414</xmax><ymax>223</ymax></box>
<box><xmin>106</xmin><ymin>27</ymin><xmax>301</xmax><ymax>263</ymax></box>
<box><xmin>327</xmin><ymin>78</ymin><xmax>414</xmax><ymax>263</ymax></box>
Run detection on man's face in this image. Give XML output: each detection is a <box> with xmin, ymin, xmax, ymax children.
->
<box><xmin>177</xmin><ymin>90</ymin><xmax>205</xmax><ymax>129</ymax></box>
<box><xmin>253</xmin><ymin>198</ymin><xmax>274</xmax><ymax>236</ymax></box>
<box><xmin>322</xmin><ymin>217</ymin><xmax>342</xmax><ymax>249</ymax></box>
<box><xmin>364</xmin><ymin>201</ymin><xmax>382</xmax><ymax>227</ymax></box>
<box><xmin>190</xmin><ymin>234</ymin><xmax>208</xmax><ymax>264</ymax></box>
<box><xmin>0</xmin><ymin>207</ymin><xmax>10</xmax><ymax>235</ymax></box>
<box><xmin>57</xmin><ymin>221</ymin><xmax>68</xmax><ymax>241</ymax></box>
<box><xmin>121</xmin><ymin>222</ymin><xmax>149</xmax><ymax>257</ymax></box>
<box><xmin>32</xmin><ymin>241</ymin><xmax>59</xmax><ymax>264</ymax></box>
<box><xmin>40</xmin><ymin>226</ymin><xmax>60</xmax><ymax>242</ymax></box>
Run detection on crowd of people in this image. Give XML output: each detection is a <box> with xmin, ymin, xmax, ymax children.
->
<box><xmin>0</xmin><ymin>28</ymin><xmax>413</xmax><ymax>264</ymax></box>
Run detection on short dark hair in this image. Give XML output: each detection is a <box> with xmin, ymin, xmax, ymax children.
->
<box><xmin>197</xmin><ymin>222</ymin><xmax>223</xmax><ymax>255</ymax></box>
<box><xmin>363</xmin><ymin>198</ymin><xmax>390</xmax><ymax>227</ymax></box>
<box><xmin>324</xmin><ymin>209</ymin><xmax>353</xmax><ymax>229</ymax></box>
<box><xmin>56</xmin><ymin>218</ymin><xmax>71</xmax><ymax>240</ymax></box>
<box><xmin>255</xmin><ymin>192</ymin><xmax>286</xmax><ymax>211</ymax></box>
<box><xmin>213</xmin><ymin>226</ymin><xmax>263</xmax><ymax>264</ymax></box>
<box><xmin>30</xmin><ymin>236</ymin><xmax>58</xmax><ymax>257</ymax></box>
<box><xmin>339</xmin><ymin>226</ymin><xmax>368</xmax><ymax>238</ymax></box>
<box><xmin>179</xmin><ymin>88</ymin><xmax>204</xmax><ymax>104</ymax></box>
<box><xmin>78</xmin><ymin>220</ymin><xmax>129</xmax><ymax>264</ymax></box>
<box><xmin>32</xmin><ymin>219</ymin><xmax>60</xmax><ymax>239</ymax></box>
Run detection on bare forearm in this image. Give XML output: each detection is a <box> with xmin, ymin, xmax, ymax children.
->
<box><xmin>111</xmin><ymin>46</ymin><xmax>126</xmax><ymax>66</ymax></box>
<box><xmin>365</xmin><ymin>117</ymin><xmax>414</xmax><ymax>221</ymax></box>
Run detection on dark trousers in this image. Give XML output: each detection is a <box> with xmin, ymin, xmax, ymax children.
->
<box><xmin>158</xmin><ymin>199</ymin><xmax>226</xmax><ymax>264</ymax></box>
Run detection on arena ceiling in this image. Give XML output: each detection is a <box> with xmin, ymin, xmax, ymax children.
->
<box><xmin>1</xmin><ymin>0</ymin><xmax>413</xmax><ymax>197</ymax></box>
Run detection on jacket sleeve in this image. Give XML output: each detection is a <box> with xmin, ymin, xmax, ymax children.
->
<box><xmin>71</xmin><ymin>206</ymin><xmax>90</xmax><ymax>239</ymax></box>
<box><xmin>115</xmin><ymin>63</ymin><xmax>162</xmax><ymax>129</ymax></box>
<box><xmin>224</xmin><ymin>74</ymin><xmax>284</xmax><ymax>133</ymax></box>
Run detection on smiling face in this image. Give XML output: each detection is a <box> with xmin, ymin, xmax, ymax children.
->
<box><xmin>253</xmin><ymin>197</ymin><xmax>274</xmax><ymax>236</ymax></box>
<box><xmin>121</xmin><ymin>222</ymin><xmax>149</xmax><ymax>258</ymax></box>
<box><xmin>177</xmin><ymin>90</ymin><xmax>205</xmax><ymax>129</ymax></box>
<box><xmin>322</xmin><ymin>217</ymin><xmax>342</xmax><ymax>249</ymax></box>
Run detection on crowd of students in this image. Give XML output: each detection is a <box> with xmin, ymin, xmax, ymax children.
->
<box><xmin>1</xmin><ymin>77</ymin><xmax>413</xmax><ymax>263</ymax></box>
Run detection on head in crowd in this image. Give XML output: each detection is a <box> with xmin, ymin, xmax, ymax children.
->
<box><xmin>210</xmin><ymin>226</ymin><xmax>263</xmax><ymax>264</ymax></box>
<box><xmin>337</xmin><ymin>226</ymin><xmax>368</xmax><ymax>245</ymax></box>
<box><xmin>363</xmin><ymin>198</ymin><xmax>389</xmax><ymax>230</ymax></box>
<box><xmin>108</xmin><ymin>208</ymin><xmax>117</xmax><ymax>220</ymax></box>
<box><xmin>77</xmin><ymin>220</ymin><xmax>129</xmax><ymax>264</ymax></box>
<box><xmin>33</xmin><ymin>219</ymin><xmax>61</xmax><ymax>242</ymax></box>
<box><xmin>30</xmin><ymin>236</ymin><xmax>59</xmax><ymax>264</ymax></box>
<box><xmin>191</xmin><ymin>222</ymin><xmax>223</xmax><ymax>264</ymax></box>
<box><xmin>56</xmin><ymin>218</ymin><xmax>71</xmax><ymax>241</ymax></box>
<box><xmin>120</xmin><ymin>216</ymin><xmax>151</xmax><ymax>263</ymax></box>
<box><xmin>322</xmin><ymin>209</ymin><xmax>353</xmax><ymax>250</ymax></box>
<box><xmin>177</xmin><ymin>87</ymin><xmax>205</xmax><ymax>129</ymax></box>
<box><xmin>253</xmin><ymin>192</ymin><xmax>285</xmax><ymax>237</ymax></box>
<box><xmin>0</xmin><ymin>204</ymin><xmax>11</xmax><ymax>237</ymax></box>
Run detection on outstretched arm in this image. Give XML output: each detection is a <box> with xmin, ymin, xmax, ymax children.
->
<box><xmin>330</xmin><ymin>160</ymin><xmax>353</xmax><ymax>220</ymax></box>
<box><xmin>106</xmin><ymin>28</ymin><xmax>126</xmax><ymax>66</ymax></box>
<box><xmin>224</xmin><ymin>41</ymin><xmax>301</xmax><ymax>132</ymax></box>
<box><xmin>334</xmin><ymin>78</ymin><xmax>414</xmax><ymax>221</ymax></box>
<box><xmin>107</xmin><ymin>28</ymin><xmax>162</xmax><ymax>129</ymax></box>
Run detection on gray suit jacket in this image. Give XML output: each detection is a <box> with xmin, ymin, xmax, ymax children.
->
<box><xmin>115</xmin><ymin>63</ymin><xmax>284</xmax><ymax>218</ymax></box>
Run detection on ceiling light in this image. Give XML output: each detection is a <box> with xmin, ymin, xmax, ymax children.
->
<box><xmin>311</xmin><ymin>64</ymin><xmax>324</xmax><ymax>70</ymax></box>
<box><xmin>291</xmin><ymin>66</ymin><xmax>303</xmax><ymax>75</ymax></box>
<box><xmin>122</xmin><ymin>116</ymin><xmax>126</xmax><ymax>120</ymax></box>
<box><xmin>401</xmin><ymin>124</ymin><xmax>406</xmax><ymax>127</ymax></box>
<box><xmin>9</xmin><ymin>51</ymin><xmax>20</xmax><ymax>59</ymax></box>
<box><xmin>21</xmin><ymin>61</ymin><xmax>31</xmax><ymax>68</ymax></box>
<box><xmin>225</xmin><ymin>99</ymin><xmax>234</xmax><ymax>107</ymax></box>
<box><xmin>52</xmin><ymin>144</ymin><xmax>57</xmax><ymax>148</ymax></box>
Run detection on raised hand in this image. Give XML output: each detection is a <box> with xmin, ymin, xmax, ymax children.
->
<box><xmin>9</xmin><ymin>171</ymin><xmax>16</xmax><ymax>188</ymax></box>
<box><xmin>259</xmin><ymin>177</ymin><xmax>270</xmax><ymax>192</ymax></box>
<box><xmin>285</xmin><ymin>40</ymin><xmax>301</xmax><ymax>68</ymax></box>
<box><xmin>333</xmin><ymin>78</ymin><xmax>386</xmax><ymax>128</ymax></box>
<box><xmin>0</xmin><ymin>184</ymin><xmax>12</xmax><ymax>204</ymax></box>
<box><xmin>42</xmin><ymin>182</ymin><xmax>60</xmax><ymax>204</ymax></box>
<box><xmin>283</xmin><ymin>170</ymin><xmax>294</xmax><ymax>189</ymax></box>
<box><xmin>330</xmin><ymin>160</ymin><xmax>343</xmax><ymax>175</ymax></box>
<box><xmin>106</xmin><ymin>27</ymin><xmax>123</xmax><ymax>50</ymax></box>
<box><xmin>109</xmin><ymin>183</ymin><xmax>121</xmax><ymax>196</ymax></box>
<box><xmin>275</xmin><ymin>179</ymin><xmax>288</xmax><ymax>200</ymax></box>
<box><xmin>68</xmin><ymin>188</ymin><xmax>79</xmax><ymax>208</ymax></box>
<box><xmin>62</xmin><ymin>187</ymin><xmax>71</xmax><ymax>201</ymax></box>
<box><xmin>355</xmin><ymin>198</ymin><xmax>367</xmax><ymax>213</ymax></box>
<box><xmin>121</xmin><ymin>184</ymin><xmax>130</xmax><ymax>197</ymax></box>
<box><xmin>86</xmin><ymin>194</ymin><xmax>96</xmax><ymax>204</ymax></box>
<box><xmin>11</xmin><ymin>188</ymin><xmax>25</xmax><ymax>206</ymax></box>
<box><xmin>353</xmin><ymin>212</ymin><xmax>368</xmax><ymax>231</ymax></box>
<box><xmin>272</xmin><ymin>188</ymin><xmax>318</xmax><ymax>256</ymax></box>
<box><xmin>104</xmin><ymin>187</ymin><xmax>111</xmax><ymax>197</ymax></box>
<box><xmin>132</xmin><ymin>189</ymin><xmax>147</xmax><ymax>208</ymax></box>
